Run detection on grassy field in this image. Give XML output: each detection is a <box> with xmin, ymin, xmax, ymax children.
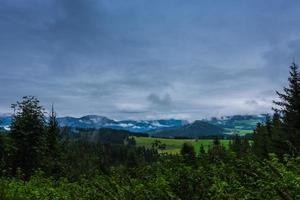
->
<box><xmin>134</xmin><ymin>136</ymin><xmax>230</xmax><ymax>154</ymax></box>
<box><xmin>224</xmin><ymin>128</ymin><xmax>253</xmax><ymax>135</ymax></box>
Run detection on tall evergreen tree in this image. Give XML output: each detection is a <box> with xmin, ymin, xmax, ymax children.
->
<box><xmin>253</xmin><ymin>123</ymin><xmax>268</xmax><ymax>157</ymax></box>
<box><xmin>229</xmin><ymin>135</ymin><xmax>242</xmax><ymax>154</ymax></box>
<box><xmin>268</xmin><ymin>112</ymin><xmax>287</xmax><ymax>156</ymax></box>
<box><xmin>46</xmin><ymin>105</ymin><xmax>61</xmax><ymax>175</ymax></box>
<box><xmin>10</xmin><ymin>96</ymin><xmax>46</xmax><ymax>178</ymax></box>
<box><xmin>208</xmin><ymin>137</ymin><xmax>226</xmax><ymax>161</ymax></box>
<box><xmin>273</xmin><ymin>62</ymin><xmax>300</xmax><ymax>154</ymax></box>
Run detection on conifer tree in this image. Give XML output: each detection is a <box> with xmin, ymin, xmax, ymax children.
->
<box><xmin>46</xmin><ymin>105</ymin><xmax>61</xmax><ymax>175</ymax></box>
<box><xmin>253</xmin><ymin>122</ymin><xmax>270</xmax><ymax>158</ymax></box>
<box><xmin>208</xmin><ymin>137</ymin><xmax>226</xmax><ymax>161</ymax></box>
<box><xmin>241</xmin><ymin>138</ymin><xmax>250</xmax><ymax>154</ymax></box>
<box><xmin>268</xmin><ymin>112</ymin><xmax>287</xmax><ymax>156</ymax></box>
<box><xmin>273</xmin><ymin>62</ymin><xmax>300</xmax><ymax>153</ymax></box>
<box><xmin>229</xmin><ymin>134</ymin><xmax>242</xmax><ymax>156</ymax></box>
<box><xmin>10</xmin><ymin>96</ymin><xmax>46</xmax><ymax>178</ymax></box>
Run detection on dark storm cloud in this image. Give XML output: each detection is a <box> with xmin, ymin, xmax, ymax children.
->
<box><xmin>1</xmin><ymin>0</ymin><xmax>300</xmax><ymax>120</ymax></box>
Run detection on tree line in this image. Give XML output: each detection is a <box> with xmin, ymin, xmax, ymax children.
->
<box><xmin>0</xmin><ymin>96</ymin><xmax>160</xmax><ymax>180</ymax></box>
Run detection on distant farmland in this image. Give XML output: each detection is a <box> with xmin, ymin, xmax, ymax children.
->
<box><xmin>134</xmin><ymin>136</ymin><xmax>230</xmax><ymax>154</ymax></box>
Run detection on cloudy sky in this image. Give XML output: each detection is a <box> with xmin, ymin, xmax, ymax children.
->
<box><xmin>0</xmin><ymin>0</ymin><xmax>300</xmax><ymax>120</ymax></box>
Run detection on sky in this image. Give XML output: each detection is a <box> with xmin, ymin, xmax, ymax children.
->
<box><xmin>1</xmin><ymin>0</ymin><xmax>300</xmax><ymax>120</ymax></box>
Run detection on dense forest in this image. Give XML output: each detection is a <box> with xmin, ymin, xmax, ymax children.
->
<box><xmin>0</xmin><ymin>63</ymin><xmax>299</xmax><ymax>199</ymax></box>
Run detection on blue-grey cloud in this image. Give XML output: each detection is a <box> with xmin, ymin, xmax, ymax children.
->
<box><xmin>0</xmin><ymin>0</ymin><xmax>299</xmax><ymax>120</ymax></box>
<box><xmin>147</xmin><ymin>93</ymin><xmax>172</xmax><ymax>110</ymax></box>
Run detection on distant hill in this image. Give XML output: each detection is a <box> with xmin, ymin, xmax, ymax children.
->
<box><xmin>70</xmin><ymin>128</ymin><xmax>148</xmax><ymax>144</ymax></box>
<box><xmin>153</xmin><ymin>120</ymin><xmax>224</xmax><ymax>138</ymax></box>
<box><xmin>204</xmin><ymin>114</ymin><xmax>267</xmax><ymax>135</ymax></box>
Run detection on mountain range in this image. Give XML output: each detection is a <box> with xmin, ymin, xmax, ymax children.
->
<box><xmin>0</xmin><ymin>114</ymin><xmax>267</xmax><ymax>137</ymax></box>
<box><xmin>0</xmin><ymin>114</ymin><xmax>188</xmax><ymax>133</ymax></box>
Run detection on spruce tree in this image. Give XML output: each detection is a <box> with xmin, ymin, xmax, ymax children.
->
<box><xmin>208</xmin><ymin>137</ymin><xmax>226</xmax><ymax>161</ymax></box>
<box><xmin>269</xmin><ymin>112</ymin><xmax>287</xmax><ymax>156</ymax></box>
<box><xmin>253</xmin><ymin>123</ymin><xmax>270</xmax><ymax>158</ymax></box>
<box><xmin>10</xmin><ymin>96</ymin><xmax>46</xmax><ymax>178</ymax></box>
<box><xmin>229</xmin><ymin>134</ymin><xmax>242</xmax><ymax>156</ymax></box>
<box><xmin>273</xmin><ymin>62</ymin><xmax>300</xmax><ymax>154</ymax></box>
<box><xmin>46</xmin><ymin>105</ymin><xmax>61</xmax><ymax>175</ymax></box>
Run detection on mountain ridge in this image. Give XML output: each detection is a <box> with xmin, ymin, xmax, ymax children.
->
<box><xmin>0</xmin><ymin>114</ymin><xmax>267</xmax><ymax>134</ymax></box>
<box><xmin>0</xmin><ymin>114</ymin><xmax>187</xmax><ymax>133</ymax></box>
<box><xmin>152</xmin><ymin>120</ymin><xmax>225</xmax><ymax>138</ymax></box>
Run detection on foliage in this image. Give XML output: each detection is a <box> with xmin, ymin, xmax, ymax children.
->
<box><xmin>10</xmin><ymin>96</ymin><xmax>47</xmax><ymax>178</ymax></box>
<box><xmin>0</xmin><ymin>153</ymin><xmax>299</xmax><ymax>200</ymax></box>
<box><xmin>45</xmin><ymin>105</ymin><xmax>62</xmax><ymax>176</ymax></box>
<box><xmin>180</xmin><ymin>143</ymin><xmax>196</xmax><ymax>165</ymax></box>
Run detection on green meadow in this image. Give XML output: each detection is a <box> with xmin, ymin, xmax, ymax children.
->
<box><xmin>134</xmin><ymin>136</ymin><xmax>230</xmax><ymax>154</ymax></box>
<box><xmin>224</xmin><ymin>128</ymin><xmax>253</xmax><ymax>135</ymax></box>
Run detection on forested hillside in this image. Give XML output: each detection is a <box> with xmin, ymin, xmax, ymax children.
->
<box><xmin>0</xmin><ymin>63</ymin><xmax>299</xmax><ymax>199</ymax></box>
<box><xmin>205</xmin><ymin>114</ymin><xmax>267</xmax><ymax>135</ymax></box>
<box><xmin>153</xmin><ymin>120</ymin><xmax>225</xmax><ymax>138</ymax></box>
